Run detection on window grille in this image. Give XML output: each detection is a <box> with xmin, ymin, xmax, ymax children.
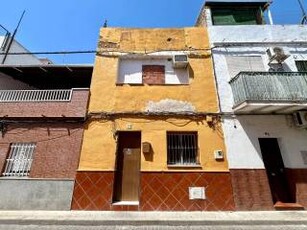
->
<box><xmin>2</xmin><ymin>143</ymin><xmax>36</xmax><ymax>177</ymax></box>
<box><xmin>167</xmin><ymin>132</ymin><xmax>198</xmax><ymax>165</ymax></box>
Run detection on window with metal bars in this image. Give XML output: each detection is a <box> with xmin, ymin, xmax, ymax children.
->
<box><xmin>167</xmin><ymin>132</ymin><xmax>198</xmax><ymax>166</ymax></box>
<box><xmin>2</xmin><ymin>143</ymin><xmax>36</xmax><ymax>177</ymax></box>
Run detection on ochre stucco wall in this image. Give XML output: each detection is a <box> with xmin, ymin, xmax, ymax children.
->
<box><xmin>79</xmin><ymin>118</ymin><xmax>228</xmax><ymax>172</ymax></box>
<box><xmin>79</xmin><ymin>27</ymin><xmax>228</xmax><ymax>172</ymax></box>
<box><xmin>89</xmin><ymin>27</ymin><xmax>217</xmax><ymax>113</ymax></box>
<box><xmin>89</xmin><ymin>57</ymin><xmax>218</xmax><ymax>112</ymax></box>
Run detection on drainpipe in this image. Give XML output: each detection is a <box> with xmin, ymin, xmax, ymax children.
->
<box><xmin>210</xmin><ymin>48</ymin><xmax>222</xmax><ymax>113</ymax></box>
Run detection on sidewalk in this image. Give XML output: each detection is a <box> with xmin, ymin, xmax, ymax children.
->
<box><xmin>0</xmin><ymin>211</ymin><xmax>306</xmax><ymax>227</ymax></box>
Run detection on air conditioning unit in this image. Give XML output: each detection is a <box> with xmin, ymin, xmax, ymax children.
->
<box><xmin>172</xmin><ymin>55</ymin><xmax>188</xmax><ymax>68</ymax></box>
<box><xmin>293</xmin><ymin>111</ymin><xmax>307</xmax><ymax>128</ymax></box>
<box><xmin>266</xmin><ymin>47</ymin><xmax>290</xmax><ymax>64</ymax></box>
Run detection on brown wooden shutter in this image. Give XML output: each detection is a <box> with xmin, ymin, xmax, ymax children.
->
<box><xmin>142</xmin><ymin>65</ymin><xmax>165</xmax><ymax>85</ymax></box>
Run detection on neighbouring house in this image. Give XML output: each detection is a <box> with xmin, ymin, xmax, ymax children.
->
<box><xmin>197</xmin><ymin>0</ymin><xmax>307</xmax><ymax>210</ymax></box>
<box><xmin>71</xmin><ymin>27</ymin><xmax>235</xmax><ymax>211</ymax></box>
<box><xmin>0</xmin><ymin>65</ymin><xmax>92</xmax><ymax>210</ymax></box>
<box><xmin>0</xmin><ymin>25</ymin><xmax>44</xmax><ymax>65</ymax></box>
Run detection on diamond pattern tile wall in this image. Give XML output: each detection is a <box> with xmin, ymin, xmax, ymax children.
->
<box><xmin>140</xmin><ymin>172</ymin><xmax>235</xmax><ymax>211</ymax></box>
<box><xmin>71</xmin><ymin>171</ymin><xmax>235</xmax><ymax>211</ymax></box>
<box><xmin>71</xmin><ymin>172</ymin><xmax>114</xmax><ymax>210</ymax></box>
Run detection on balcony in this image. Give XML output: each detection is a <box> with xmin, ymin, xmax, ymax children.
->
<box><xmin>229</xmin><ymin>72</ymin><xmax>307</xmax><ymax>114</ymax></box>
<box><xmin>0</xmin><ymin>88</ymin><xmax>89</xmax><ymax>118</ymax></box>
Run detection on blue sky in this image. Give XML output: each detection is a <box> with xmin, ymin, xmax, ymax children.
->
<box><xmin>0</xmin><ymin>0</ymin><xmax>305</xmax><ymax>64</ymax></box>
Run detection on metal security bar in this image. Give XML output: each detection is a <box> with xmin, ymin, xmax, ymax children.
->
<box><xmin>0</xmin><ymin>89</ymin><xmax>72</xmax><ymax>102</ymax></box>
<box><xmin>229</xmin><ymin>72</ymin><xmax>307</xmax><ymax>106</ymax></box>
<box><xmin>2</xmin><ymin>143</ymin><xmax>36</xmax><ymax>177</ymax></box>
<box><xmin>167</xmin><ymin>132</ymin><xmax>198</xmax><ymax>165</ymax></box>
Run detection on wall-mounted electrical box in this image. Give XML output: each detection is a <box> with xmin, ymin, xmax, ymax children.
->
<box><xmin>142</xmin><ymin>142</ymin><xmax>151</xmax><ymax>153</ymax></box>
<box><xmin>214</xmin><ymin>150</ymin><xmax>224</xmax><ymax>160</ymax></box>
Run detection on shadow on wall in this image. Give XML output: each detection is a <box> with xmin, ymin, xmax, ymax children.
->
<box><xmin>143</xmin><ymin>142</ymin><xmax>154</xmax><ymax>162</ymax></box>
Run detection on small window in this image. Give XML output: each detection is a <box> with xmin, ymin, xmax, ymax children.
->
<box><xmin>2</xmin><ymin>143</ymin><xmax>36</xmax><ymax>177</ymax></box>
<box><xmin>142</xmin><ymin>65</ymin><xmax>165</xmax><ymax>85</ymax></box>
<box><xmin>296</xmin><ymin>61</ymin><xmax>307</xmax><ymax>72</ymax></box>
<box><xmin>211</xmin><ymin>8</ymin><xmax>263</xmax><ymax>25</ymax></box>
<box><xmin>167</xmin><ymin>132</ymin><xmax>198</xmax><ymax>166</ymax></box>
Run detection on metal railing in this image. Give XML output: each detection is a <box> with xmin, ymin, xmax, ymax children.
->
<box><xmin>167</xmin><ymin>132</ymin><xmax>199</xmax><ymax>166</ymax></box>
<box><xmin>229</xmin><ymin>72</ymin><xmax>307</xmax><ymax>106</ymax></box>
<box><xmin>0</xmin><ymin>89</ymin><xmax>73</xmax><ymax>102</ymax></box>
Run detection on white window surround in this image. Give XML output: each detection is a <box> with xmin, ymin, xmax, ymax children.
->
<box><xmin>118</xmin><ymin>58</ymin><xmax>189</xmax><ymax>85</ymax></box>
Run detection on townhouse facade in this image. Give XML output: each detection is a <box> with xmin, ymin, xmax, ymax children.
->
<box><xmin>71</xmin><ymin>27</ymin><xmax>235</xmax><ymax>211</ymax></box>
<box><xmin>0</xmin><ymin>64</ymin><xmax>92</xmax><ymax>210</ymax></box>
<box><xmin>197</xmin><ymin>0</ymin><xmax>307</xmax><ymax>210</ymax></box>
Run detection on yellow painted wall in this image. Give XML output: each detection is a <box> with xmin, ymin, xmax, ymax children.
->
<box><xmin>89</xmin><ymin>27</ymin><xmax>217</xmax><ymax>113</ymax></box>
<box><xmin>79</xmin><ymin>118</ymin><xmax>228</xmax><ymax>172</ymax></box>
<box><xmin>79</xmin><ymin>27</ymin><xmax>229</xmax><ymax>172</ymax></box>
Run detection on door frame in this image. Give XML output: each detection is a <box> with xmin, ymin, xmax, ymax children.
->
<box><xmin>112</xmin><ymin>131</ymin><xmax>142</xmax><ymax>204</ymax></box>
<box><xmin>258</xmin><ymin>137</ymin><xmax>294</xmax><ymax>204</ymax></box>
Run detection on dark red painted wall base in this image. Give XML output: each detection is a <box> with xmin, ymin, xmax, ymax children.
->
<box><xmin>71</xmin><ymin>171</ymin><xmax>235</xmax><ymax>211</ymax></box>
<box><xmin>230</xmin><ymin>169</ymin><xmax>274</xmax><ymax>211</ymax></box>
<box><xmin>230</xmin><ymin>169</ymin><xmax>307</xmax><ymax>210</ymax></box>
<box><xmin>286</xmin><ymin>169</ymin><xmax>307</xmax><ymax>207</ymax></box>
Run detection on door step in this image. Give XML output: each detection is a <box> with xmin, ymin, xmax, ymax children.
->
<box><xmin>112</xmin><ymin>201</ymin><xmax>139</xmax><ymax>206</ymax></box>
<box><xmin>274</xmin><ymin>202</ymin><xmax>305</xmax><ymax>210</ymax></box>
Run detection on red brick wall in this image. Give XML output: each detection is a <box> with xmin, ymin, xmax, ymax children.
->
<box><xmin>230</xmin><ymin>169</ymin><xmax>274</xmax><ymax>210</ymax></box>
<box><xmin>142</xmin><ymin>65</ymin><xmax>165</xmax><ymax>85</ymax></box>
<box><xmin>0</xmin><ymin>89</ymin><xmax>89</xmax><ymax>118</ymax></box>
<box><xmin>286</xmin><ymin>169</ymin><xmax>307</xmax><ymax>207</ymax></box>
<box><xmin>0</xmin><ymin>123</ymin><xmax>83</xmax><ymax>179</ymax></box>
<box><xmin>71</xmin><ymin>171</ymin><xmax>235</xmax><ymax>211</ymax></box>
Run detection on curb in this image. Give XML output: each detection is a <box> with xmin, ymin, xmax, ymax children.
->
<box><xmin>0</xmin><ymin>211</ymin><xmax>306</xmax><ymax>226</ymax></box>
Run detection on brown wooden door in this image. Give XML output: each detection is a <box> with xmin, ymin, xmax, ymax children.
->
<box><xmin>113</xmin><ymin>132</ymin><xmax>141</xmax><ymax>202</ymax></box>
<box><xmin>258</xmin><ymin>138</ymin><xmax>293</xmax><ymax>203</ymax></box>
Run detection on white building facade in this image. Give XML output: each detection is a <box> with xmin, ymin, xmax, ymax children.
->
<box><xmin>198</xmin><ymin>0</ymin><xmax>307</xmax><ymax>210</ymax></box>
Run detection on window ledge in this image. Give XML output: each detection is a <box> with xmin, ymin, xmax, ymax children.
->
<box><xmin>167</xmin><ymin>164</ymin><xmax>202</xmax><ymax>169</ymax></box>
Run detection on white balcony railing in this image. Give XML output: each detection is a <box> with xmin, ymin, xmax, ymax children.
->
<box><xmin>0</xmin><ymin>89</ymin><xmax>73</xmax><ymax>102</ymax></box>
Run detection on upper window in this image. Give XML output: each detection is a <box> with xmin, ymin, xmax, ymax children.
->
<box><xmin>117</xmin><ymin>58</ymin><xmax>189</xmax><ymax>85</ymax></box>
<box><xmin>211</xmin><ymin>7</ymin><xmax>263</xmax><ymax>25</ymax></box>
<box><xmin>226</xmin><ymin>56</ymin><xmax>265</xmax><ymax>79</ymax></box>
<box><xmin>296</xmin><ymin>61</ymin><xmax>307</xmax><ymax>72</ymax></box>
<box><xmin>167</xmin><ymin>132</ymin><xmax>198</xmax><ymax>166</ymax></box>
<box><xmin>2</xmin><ymin>143</ymin><xmax>36</xmax><ymax>177</ymax></box>
<box><xmin>142</xmin><ymin>65</ymin><xmax>165</xmax><ymax>85</ymax></box>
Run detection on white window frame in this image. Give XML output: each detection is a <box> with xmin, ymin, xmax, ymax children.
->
<box><xmin>118</xmin><ymin>58</ymin><xmax>189</xmax><ymax>85</ymax></box>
